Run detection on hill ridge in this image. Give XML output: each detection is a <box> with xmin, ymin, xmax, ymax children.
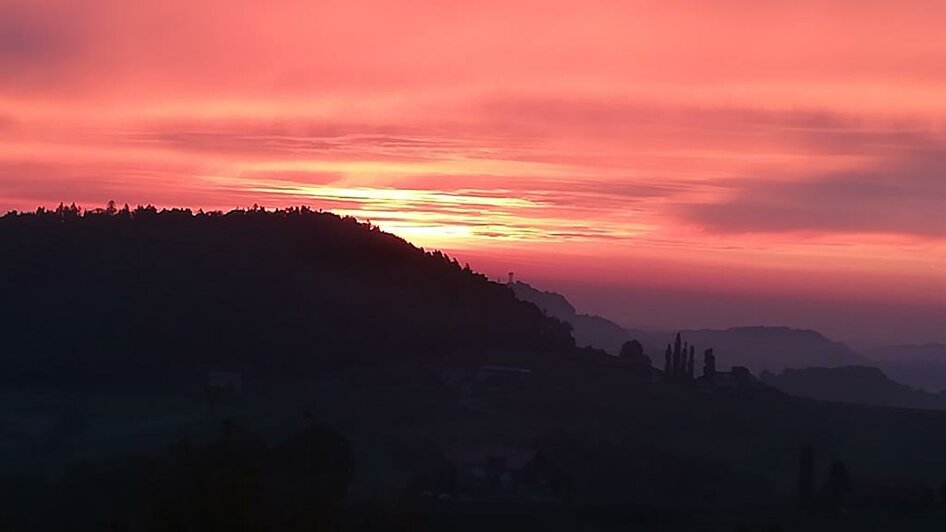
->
<box><xmin>0</xmin><ymin>205</ymin><xmax>578</xmax><ymax>389</ymax></box>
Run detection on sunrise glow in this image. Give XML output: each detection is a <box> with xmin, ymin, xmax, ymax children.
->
<box><xmin>1</xmin><ymin>0</ymin><xmax>944</xmax><ymax>341</ymax></box>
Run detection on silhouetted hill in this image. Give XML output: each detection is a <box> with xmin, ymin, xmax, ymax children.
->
<box><xmin>761</xmin><ymin>365</ymin><xmax>946</xmax><ymax>411</ymax></box>
<box><xmin>866</xmin><ymin>344</ymin><xmax>946</xmax><ymax>392</ymax></box>
<box><xmin>508</xmin><ymin>281</ymin><xmax>577</xmax><ymax>320</ymax></box>
<box><xmin>0</xmin><ymin>205</ymin><xmax>577</xmax><ymax>389</ymax></box>
<box><xmin>869</xmin><ymin>343</ymin><xmax>946</xmax><ymax>364</ymax></box>
<box><xmin>6</xmin><ymin>208</ymin><xmax>946</xmax><ymax>530</ymax></box>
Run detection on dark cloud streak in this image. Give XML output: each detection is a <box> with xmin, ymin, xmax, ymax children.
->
<box><xmin>684</xmin><ymin>149</ymin><xmax>946</xmax><ymax>238</ymax></box>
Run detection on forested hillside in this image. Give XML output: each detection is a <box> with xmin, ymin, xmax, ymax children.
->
<box><xmin>0</xmin><ymin>205</ymin><xmax>576</xmax><ymax>389</ymax></box>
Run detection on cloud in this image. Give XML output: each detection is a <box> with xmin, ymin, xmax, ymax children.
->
<box><xmin>3</xmin><ymin>0</ymin><xmax>946</xmax><ymax>116</ymax></box>
<box><xmin>683</xmin><ymin>149</ymin><xmax>946</xmax><ymax>238</ymax></box>
<box><xmin>118</xmin><ymin>122</ymin><xmax>490</xmax><ymax>163</ymax></box>
<box><xmin>480</xmin><ymin>96</ymin><xmax>942</xmax><ymax>153</ymax></box>
<box><xmin>10</xmin><ymin>95</ymin><xmax>943</xmax><ymax>247</ymax></box>
<box><xmin>0</xmin><ymin>0</ymin><xmax>943</xmax><ymax>342</ymax></box>
<box><xmin>0</xmin><ymin>6</ymin><xmax>74</xmax><ymax>61</ymax></box>
<box><xmin>0</xmin><ymin>3</ymin><xmax>90</xmax><ymax>92</ymax></box>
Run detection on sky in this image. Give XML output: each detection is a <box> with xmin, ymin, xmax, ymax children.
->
<box><xmin>1</xmin><ymin>0</ymin><xmax>944</xmax><ymax>345</ymax></box>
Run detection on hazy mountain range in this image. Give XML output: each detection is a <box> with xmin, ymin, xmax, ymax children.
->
<box><xmin>761</xmin><ymin>366</ymin><xmax>946</xmax><ymax>411</ymax></box>
<box><xmin>510</xmin><ymin>280</ymin><xmax>946</xmax><ymax>394</ymax></box>
<box><xmin>865</xmin><ymin>344</ymin><xmax>946</xmax><ymax>393</ymax></box>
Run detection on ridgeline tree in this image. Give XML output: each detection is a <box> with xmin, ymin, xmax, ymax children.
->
<box><xmin>687</xmin><ymin>345</ymin><xmax>695</xmax><ymax>379</ymax></box>
<box><xmin>619</xmin><ymin>340</ymin><xmax>651</xmax><ymax>378</ymax></box>
<box><xmin>664</xmin><ymin>344</ymin><xmax>672</xmax><ymax>383</ymax></box>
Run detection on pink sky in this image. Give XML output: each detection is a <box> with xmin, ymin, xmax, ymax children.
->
<box><xmin>1</xmin><ymin>1</ymin><xmax>944</xmax><ymax>343</ymax></box>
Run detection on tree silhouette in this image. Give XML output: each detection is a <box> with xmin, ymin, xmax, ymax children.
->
<box><xmin>823</xmin><ymin>459</ymin><xmax>852</xmax><ymax>511</ymax></box>
<box><xmin>268</xmin><ymin>422</ymin><xmax>355</xmax><ymax>530</ymax></box>
<box><xmin>798</xmin><ymin>445</ymin><xmax>814</xmax><ymax>509</ymax></box>
<box><xmin>687</xmin><ymin>345</ymin><xmax>695</xmax><ymax>380</ymax></box>
<box><xmin>620</xmin><ymin>340</ymin><xmax>651</xmax><ymax>378</ymax></box>
<box><xmin>673</xmin><ymin>333</ymin><xmax>683</xmax><ymax>379</ymax></box>
<box><xmin>620</xmin><ymin>339</ymin><xmax>644</xmax><ymax>360</ymax></box>
<box><xmin>702</xmin><ymin>348</ymin><xmax>716</xmax><ymax>382</ymax></box>
<box><xmin>36</xmin><ymin>421</ymin><xmax>355</xmax><ymax>531</ymax></box>
<box><xmin>664</xmin><ymin>344</ymin><xmax>672</xmax><ymax>383</ymax></box>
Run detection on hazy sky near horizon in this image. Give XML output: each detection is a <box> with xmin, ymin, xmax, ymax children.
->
<box><xmin>1</xmin><ymin>1</ymin><xmax>944</xmax><ymax>343</ymax></box>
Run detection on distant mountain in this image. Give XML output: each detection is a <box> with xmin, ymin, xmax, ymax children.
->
<box><xmin>868</xmin><ymin>343</ymin><xmax>946</xmax><ymax>364</ymax></box>
<box><xmin>865</xmin><ymin>344</ymin><xmax>946</xmax><ymax>393</ymax></box>
<box><xmin>508</xmin><ymin>281</ymin><xmax>865</xmax><ymax>374</ymax></box>
<box><xmin>676</xmin><ymin>327</ymin><xmax>865</xmax><ymax>374</ymax></box>
<box><xmin>508</xmin><ymin>281</ymin><xmax>652</xmax><ymax>355</ymax></box>
<box><xmin>761</xmin><ymin>365</ymin><xmax>946</xmax><ymax>411</ymax></box>
<box><xmin>507</xmin><ymin>281</ymin><xmax>577</xmax><ymax>320</ymax></box>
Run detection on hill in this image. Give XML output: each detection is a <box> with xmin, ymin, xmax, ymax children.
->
<box><xmin>677</xmin><ymin>327</ymin><xmax>865</xmax><ymax>374</ymax></box>
<box><xmin>5</xmin><ymin>206</ymin><xmax>946</xmax><ymax>530</ymax></box>
<box><xmin>761</xmin><ymin>365</ymin><xmax>946</xmax><ymax>411</ymax></box>
<box><xmin>508</xmin><ymin>282</ymin><xmax>865</xmax><ymax>374</ymax></box>
<box><xmin>0</xmin><ymin>205</ymin><xmax>577</xmax><ymax>389</ymax></box>
<box><xmin>508</xmin><ymin>281</ymin><xmax>640</xmax><ymax>354</ymax></box>
<box><xmin>866</xmin><ymin>344</ymin><xmax>946</xmax><ymax>392</ymax></box>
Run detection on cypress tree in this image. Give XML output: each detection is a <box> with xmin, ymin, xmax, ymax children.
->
<box><xmin>673</xmin><ymin>333</ymin><xmax>683</xmax><ymax>377</ymax></box>
<box><xmin>664</xmin><ymin>344</ymin><xmax>672</xmax><ymax>383</ymax></box>
<box><xmin>687</xmin><ymin>345</ymin><xmax>695</xmax><ymax>380</ymax></box>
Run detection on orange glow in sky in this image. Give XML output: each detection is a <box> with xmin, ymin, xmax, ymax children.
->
<box><xmin>1</xmin><ymin>0</ymin><xmax>944</xmax><ymax>342</ymax></box>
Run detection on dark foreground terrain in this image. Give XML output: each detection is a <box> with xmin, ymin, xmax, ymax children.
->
<box><xmin>2</xmin><ymin>206</ymin><xmax>946</xmax><ymax>531</ymax></box>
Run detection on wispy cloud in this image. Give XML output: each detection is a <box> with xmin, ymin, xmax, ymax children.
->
<box><xmin>682</xmin><ymin>149</ymin><xmax>946</xmax><ymax>238</ymax></box>
<box><xmin>1</xmin><ymin>0</ymin><xmax>945</xmax><ymax>320</ymax></box>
